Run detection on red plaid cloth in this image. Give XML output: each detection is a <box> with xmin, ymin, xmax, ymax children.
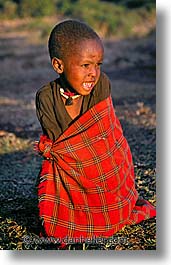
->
<box><xmin>37</xmin><ymin>96</ymin><xmax>156</xmax><ymax>240</ymax></box>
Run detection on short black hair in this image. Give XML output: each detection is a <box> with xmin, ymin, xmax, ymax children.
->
<box><xmin>48</xmin><ymin>19</ymin><xmax>102</xmax><ymax>60</ymax></box>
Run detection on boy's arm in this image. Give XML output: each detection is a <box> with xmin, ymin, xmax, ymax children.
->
<box><xmin>36</xmin><ymin>88</ymin><xmax>60</xmax><ymax>141</ymax></box>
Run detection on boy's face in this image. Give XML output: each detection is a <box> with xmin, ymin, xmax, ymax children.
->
<box><xmin>59</xmin><ymin>39</ymin><xmax>104</xmax><ymax>95</ymax></box>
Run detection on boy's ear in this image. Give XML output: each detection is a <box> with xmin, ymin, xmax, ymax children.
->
<box><xmin>51</xmin><ymin>57</ymin><xmax>64</xmax><ymax>74</ymax></box>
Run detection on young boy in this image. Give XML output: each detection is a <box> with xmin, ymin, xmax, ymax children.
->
<box><xmin>36</xmin><ymin>20</ymin><xmax>156</xmax><ymax>243</ymax></box>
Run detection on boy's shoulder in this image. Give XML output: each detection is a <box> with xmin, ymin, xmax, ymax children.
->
<box><xmin>36</xmin><ymin>79</ymin><xmax>57</xmax><ymax>99</ymax></box>
<box><xmin>95</xmin><ymin>71</ymin><xmax>111</xmax><ymax>94</ymax></box>
<box><xmin>100</xmin><ymin>71</ymin><xmax>110</xmax><ymax>83</ymax></box>
<box><xmin>92</xmin><ymin>72</ymin><xmax>111</xmax><ymax>102</ymax></box>
<box><xmin>98</xmin><ymin>72</ymin><xmax>111</xmax><ymax>91</ymax></box>
<box><xmin>101</xmin><ymin>71</ymin><xmax>109</xmax><ymax>79</ymax></box>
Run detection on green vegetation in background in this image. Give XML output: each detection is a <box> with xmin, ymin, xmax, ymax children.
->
<box><xmin>0</xmin><ymin>0</ymin><xmax>156</xmax><ymax>18</ymax></box>
<box><xmin>0</xmin><ymin>0</ymin><xmax>57</xmax><ymax>18</ymax></box>
<box><xmin>0</xmin><ymin>0</ymin><xmax>155</xmax><ymax>38</ymax></box>
<box><xmin>18</xmin><ymin>0</ymin><xmax>57</xmax><ymax>17</ymax></box>
<box><xmin>0</xmin><ymin>0</ymin><xmax>18</xmax><ymax>19</ymax></box>
<box><xmin>55</xmin><ymin>0</ymin><xmax>155</xmax><ymax>37</ymax></box>
<box><xmin>100</xmin><ymin>0</ymin><xmax>155</xmax><ymax>9</ymax></box>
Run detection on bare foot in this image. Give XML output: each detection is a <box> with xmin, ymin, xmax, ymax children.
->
<box><xmin>135</xmin><ymin>198</ymin><xmax>147</xmax><ymax>206</ymax></box>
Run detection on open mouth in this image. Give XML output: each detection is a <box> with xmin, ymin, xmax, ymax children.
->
<box><xmin>82</xmin><ymin>82</ymin><xmax>95</xmax><ymax>91</ymax></box>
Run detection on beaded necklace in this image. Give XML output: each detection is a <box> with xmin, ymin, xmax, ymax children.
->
<box><xmin>60</xmin><ymin>88</ymin><xmax>81</xmax><ymax>106</ymax></box>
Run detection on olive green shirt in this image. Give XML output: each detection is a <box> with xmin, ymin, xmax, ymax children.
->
<box><xmin>36</xmin><ymin>72</ymin><xmax>111</xmax><ymax>141</ymax></box>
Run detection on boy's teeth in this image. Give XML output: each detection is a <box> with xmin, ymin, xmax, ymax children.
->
<box><xmin>83</xmin><ymin>82</ymin><xmax>92</xmax><ymax>88</ymax></box>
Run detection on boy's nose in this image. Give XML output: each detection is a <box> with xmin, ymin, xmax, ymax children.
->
<box><xmin>88</xmin><ymin>66</ymin><xmax>97</xmax><ymax>78</ymax></box>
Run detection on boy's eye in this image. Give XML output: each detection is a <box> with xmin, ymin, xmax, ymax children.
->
<box><xmin>82</xmin><ymin>64</ymin><xmax>89</xmax><ymax>68</ymax></box>
<box><xmin>81</xmin><ymin>63</ymin><xmax>103</xmax><ymax>68</ymax></box>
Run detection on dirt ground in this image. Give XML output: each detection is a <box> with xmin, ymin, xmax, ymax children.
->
<box><xmin>0</xmin><ymin>22</ymin><xmax>156</xmax><ymax>250</ymax></box>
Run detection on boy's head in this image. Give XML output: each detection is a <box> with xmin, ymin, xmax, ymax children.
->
<box><xmin>48</xmin><ymin>20</ymin><xmax>104</xmax><ymax>96</ymax></box>
<box><xmin>48</xmin><ymin>19</ymin><xmax>102</xmax><ymax>61</ymax></box>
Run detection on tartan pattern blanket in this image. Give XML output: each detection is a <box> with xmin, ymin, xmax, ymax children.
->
<box><xmin>37</xmin><ymin>96</ymin><xmax>156</xmax><ymax>240</ymax></box>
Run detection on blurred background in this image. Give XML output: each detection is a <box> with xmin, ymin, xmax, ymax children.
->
<box><xmin>0</xmin><ymin>0</ymin><xmax>156</xmax><ymax>250</ymax></box>
<box><xmin>0</xmin><ymin>0</ymin><xmax>155</xmax><ymax>38</ymax></box>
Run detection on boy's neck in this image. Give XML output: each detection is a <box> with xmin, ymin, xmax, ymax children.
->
<box><xmin>59</xmin><ymin>75</ymin><xmax>78</xmax><ymax>95</ymax></box>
